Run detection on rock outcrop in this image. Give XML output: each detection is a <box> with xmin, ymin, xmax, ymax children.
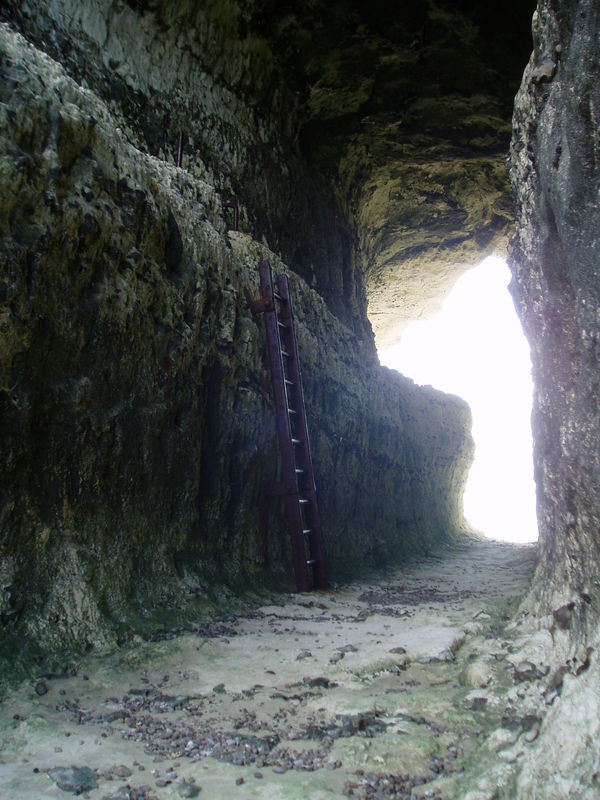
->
<box><xmin>509</xmin><ymin>0</ymin><xmax>599</xmax><ymax>627</ymax></box>
<box><xmin>0</xmin><ymin>22</ymin><xmax>472</xmax><ymax>670</ymax></box>
<box><xmin>508</xmin><ymin>0</ymin><xmax>600</xmax><ymax>794</ymax></box>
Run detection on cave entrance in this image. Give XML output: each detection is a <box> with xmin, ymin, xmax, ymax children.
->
<box><xmin>379</xmin><ymin>256</ymin><xmax>538</xmax><ymax>543</ymax></box>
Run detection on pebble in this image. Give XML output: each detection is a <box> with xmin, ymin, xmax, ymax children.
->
<box><xmin>178</xmin><ymin>782</ymin><xmax>201</xmax><ymax>797</ymax></box>
<box><xmin>235</xmin><ymin>777</ymin><xmax>244</xmax><ymax>785</ymax></box>
<box><xmin>296</xmin><ymin>650</ymin><xmax>312</xmax><ymax>660</ymax></box>
<box><xmin>113</xmin><ymin>765</ymin><xmax>133</xmax><ymax>778</ymax></box>
<box><xmin>35</xmin><ymin>681</ymin><xmax>48</xmax><ymax>696</ymax></box>
<box><xmin>254</xmin><ymin>771</ymin><xmax>263</xmax><ymax>779</ymax></box>
<box><xmin>48</xmin><ymin>766</ymin><xmax>98</xmax><ymax>794</ymax></box>
<box><xmin>102</xmin><ymin>787</ymin><xmax>131</xmax><ymax>800</ymax></box>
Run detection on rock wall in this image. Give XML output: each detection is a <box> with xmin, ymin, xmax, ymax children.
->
<box><xmin>509</xmin><ymin>1</ymin><xmax>600</xmax><ymax>794</ymax></box>
<box><xmin>0</xmin><ymin>23</ymin><xmax>472</xmax><ymax>669</ymax></box>
<box><xmin>509</xmin><ymin>0</ymin><xmax>600</xmax><ymax>627</ymax></box>
<box><xmin>0</xmin><ymin>0</ymin><xmax>371</xmax><ymax>342</ymax></box>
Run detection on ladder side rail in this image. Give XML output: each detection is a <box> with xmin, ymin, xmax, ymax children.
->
<box><xmin>276</xmin><ymin>275</ymin><xmax>314</xmax><ymax>484</ymax></box>
<box><xmin>259</xmin><ymin>261</ymin><xmax>296</xmax><ymax>495</ymax></box>
<box><xmin>258</xmin><ymin>262</ymin><xmax>310</xmax><ymax>590</ymax></box>
<box><xmin>277</xmin><ymin>274</ymin><xmax>327</xmax><ymax>590</ymax></box>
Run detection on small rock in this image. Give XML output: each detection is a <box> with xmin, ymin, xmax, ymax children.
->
<box><xmin>113</xmin><ymin>765</ymin><xmax>133</xmax><ymax>778</ymax></box>
<box><xmin>254</xmin><ymin>771</ymin><xmax>263</xmax><ymax>779</ymax></box>
<box><xmin>389</xmin><ymin>646</ymin><xmax>406</xmax><ymax>655</ymax></box>
<box><xmin>272</xmin><ymin>766</ymin><xmax>287</xmax><ymax>774</ymax></box>
<box><xmin>296</xmin><ymin>650</ymin><xmax>312</xmax><ymax>660</ymax></box>
<box><xmin>471</xmin><ymin>696</ymin><xmax>488</xmax><ymax>712</ymax></box>
<box><xmin>48</xmin><ymin>766</ymin><xmax>98</xmax><ymax>795</ymax></box>
<box><xmin>464</xmin><ymin>660</ymin><xmax>494</xmax><ymax>688</ymax></box>
<box><xmin>35</xmin><ymin>681</ymin><xmax>48</xmax><ymax>696</ymax></box>
<box><xmin>513</xmin><ymin>661</ymin><xmax>539</xmax><ymax>682</ymax></box>
<box><xmin>212</xmin><ymin>683</ymin><xmax>226</xmax><ymax>694</ymax></box>
<box><xmin>553</xmin><ymin>602</ymin><xmax>575</xmax><ymax>631</ymax></box>
<box><xmin>102</xmin><ymin>787</ymin><xmax>131</xmax><ymax>800</ymax></box>
<box><xmin>178</xmin><ymin>783</ymin><xmax>201</xmax><ymax>798</ymax></box>
<box><xmin>235</xmin><ymin>777</ymin><xmax>244</xmax><ymax>785</ymax></box>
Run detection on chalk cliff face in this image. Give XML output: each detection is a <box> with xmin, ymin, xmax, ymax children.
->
<box><xmin>0</xmin><ymin>13</ymin><xmax>472</xmax><ymax>670</ymax></box>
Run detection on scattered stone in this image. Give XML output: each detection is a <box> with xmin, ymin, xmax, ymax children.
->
<box><xmin>48</xmin><ymin>766</ymin><xmax>98</xmax><ymax>795</ymax></box>
<box><xmin>552</xmin><ymin>602</ymin><xmax>575</xmax><ymax>631</ymax></box>
<box><xmin>254</xmin><ymin>771</ymin><xmax>263</xmax><ymax>779</ymax></box>
<box><xmin>35</xmin><ymin>681</ymin><xmax>48</xmax><ymax>696</ymax></box>
<box><xmin>113</xmin><ymin>765</ymin><xmax>133</xmax><ymax>778</ymax></box>
<box><xmin>102</xmin><ymin>787</ymin><xmax>131</xmax><ymax>800</ymax></box>
<box><xmin>389</xmin><ymin>646</ymin><xmax>406</xmax><ymax>655</ymax></box>
<box><xmin>178</xmin><ymin>782</ymin><xmax>200</xmax><ymax>797</ymax></box>
<box><xmin>523</xmin><ymin>722</ymin><xmax>540</xmax><ymax>743</ymax></box>
<box><xmin>212</xmin><ymin>683</ymin><xmax>226</xmax><ymax>694</ymax></box>
<box><xmin>513</xmin><ymin>661</ymin><xmax>540</xmax><ymax>682</ymax></box>
<box><xmin>296</xmin><ymin>650</ymin><xmax>312</xmax><ymax>660</ymax></box>
<box><xmin>235</xmin><ymin>777</ymin><xmax>244</xmax><ymax>785</ymax></box>
<box><xmin>464</xmin><ymin>660</ymin><xmax>494</xmax><ymax>688</ymax></box>
<box><xmin>470</xmin><ymin>696</ymin><xmax>488</xmax><ymax>712</ymax></box>
<box><xmin>304</xmin><ymin>676</ymin><xmax>336</xmax><ymax>689</ymax></box>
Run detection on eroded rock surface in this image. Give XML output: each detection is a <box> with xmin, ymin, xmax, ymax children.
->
<box><xmin>509</xmin><ymin>0</ymin><xmax>600</xmax><ymax>624</ymax></box>
<box><xmin>0</xmin><ymin>24</ymin><xmax>472</xmax><ymax>670</ymax></box>
<box><xmin>1</xmin><ymin>0</ymin><xmax>535</xmax><ymax>347</ymax></box>
<box><xmin>508</xmin><ymin>0</ymin><xmax>600</xmax><ymax>795</ymax></box>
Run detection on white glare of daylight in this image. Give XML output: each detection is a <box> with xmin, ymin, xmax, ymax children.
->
<box><xmin>379</xmin><ymin>257</ymin><xmax>538</xmax><ymax>543</ymax></box>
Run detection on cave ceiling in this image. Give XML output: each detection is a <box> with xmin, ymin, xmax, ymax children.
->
<box><xmin>245</xmin><ymin>0</ymin><xmax>536</xmax><ymax>345</ymax></box>
<box><xmin>126</xmin><ymin>0</ymin><xmax>535</xmax><ymax>345</ymax></box>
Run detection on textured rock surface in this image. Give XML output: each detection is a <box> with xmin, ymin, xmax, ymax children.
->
<box><xmin>0</xmin><ymin>24</ymin><xmax>472</xmax><ymax>669</ymax></box>
<box><xmin>509</xmin><ymin>0</ymin><xmax>600</xmax><ymax>622</ymax></box>
<box><xmin>508</xmin><ymin>0</ymin><xmax>600</xmax><ymax>795</ymax></box>
<box><xmin>1</xmin><ymin>0</ymin><xmax>535</xmax><ymax>348</ymax></box>
<box><xmin>0</xmin><ymin>0</ymin><xmax>371</xmax><ymax>341</ymax></box>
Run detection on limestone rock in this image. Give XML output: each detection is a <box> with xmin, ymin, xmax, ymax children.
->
<box><xmin>509</xmin><ymin>0</ymin><xmax>600</xmax><ymax>624</ymax></box>
<box><xmin>0</xmin><ymin>23</ymin><xmax>472</xmax><ymax>668</ymax></box>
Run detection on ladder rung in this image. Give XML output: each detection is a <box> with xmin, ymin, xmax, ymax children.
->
<box><xmin>303</xmin><ymin>529</ymin><xmax>312</xmax><ymax>535</ymax></box>
<box><xmin>277</xmin><ymin>321</ymin><xmax>289</xmax><ymax>329</ymax></box>
<box><xmin>307</xmin><ymin>559</ymin><xmax>316</xmax><ymax>566</ymax></box>
<box><xmin>292</xmin><ymin>438</ymin><xmax>302</xmax><ymax>445</ymax></box>
<box><xmin>299</xmin><ymin>498</ymin><xmax>309</xmax><ymax>505</ymax></box>
<box><xmin>288</xmin><ymin>407</ymin><xmax>297</xmax><ymax>415</ymax></box>
<box><xmin>284</xmin><ymin>379</ymin><xmax>294</xmax><ymax>386</ymax></box>
<box><xmin>295</xmin><ymin>468</ymin><xmax>304</xmax><ymax>474</ymax></box>
<box><xmin>281</xmin><ymin>349</ymin><xmax>291</xmax><ymax>357</ymax></box>
<box><xmin>273</xmin><ymin>292</ymin><xmax>283</xmax><ymax>301</ymax></box>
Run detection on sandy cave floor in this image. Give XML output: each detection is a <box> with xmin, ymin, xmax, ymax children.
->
<box><xmin>0</xmin><ymin>539</ymin><xmax>542</xmax><ymax>800</ymax></box>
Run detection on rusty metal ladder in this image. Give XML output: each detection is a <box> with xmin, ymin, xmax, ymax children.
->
<box><xmin>249</xmin><ymin>260</ymin><xmax>327</xmax><ymax>592</ymax></box>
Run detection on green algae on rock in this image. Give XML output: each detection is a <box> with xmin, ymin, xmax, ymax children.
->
<box><xmin>0</xmin><ymin>23</ymin><xmax>472</xmax><ymax>669</ymax></box>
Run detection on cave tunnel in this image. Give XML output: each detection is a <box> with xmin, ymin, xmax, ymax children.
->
<box><xmin>1</xmin><ymin>0</ymin><xmax>599</xmax><ymax>797</ymax></box>
<box><xmin>380</xmin><ymin>256</ymin><xmax>538</xmax><ymax>545</ymax></box>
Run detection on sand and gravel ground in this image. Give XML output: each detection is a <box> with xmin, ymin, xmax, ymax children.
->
<box><xmin>0</xmin><ymin>539</ymin><xmax>541</xmax><ymax>799</ymax></box>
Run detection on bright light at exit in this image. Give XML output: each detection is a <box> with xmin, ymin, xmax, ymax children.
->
<box><xmin>379</xmin><ymin>257</ymin><xmax>538</xmax><ymax>543</ymax></box>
